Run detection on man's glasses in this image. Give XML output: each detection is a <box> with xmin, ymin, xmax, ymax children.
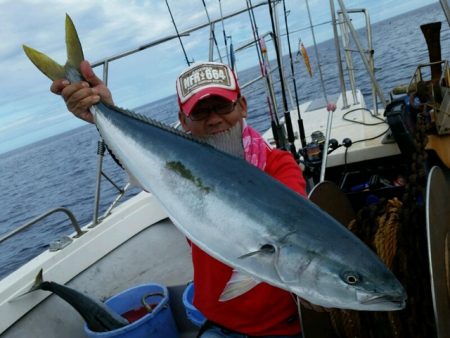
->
<box><xmin>188</xmin><ymin>100</ymin><xmax>238</xmax><ymax>121</ymax></box>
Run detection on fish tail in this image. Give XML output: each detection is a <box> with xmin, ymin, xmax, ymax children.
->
<box><xmin>64</xmin><ymin>14</ymin><xmax>84</xmax><ymax>70</ymax></box>
<box><xmin>22</xmin><ymin>45</ymin><xmax>66</xmax><ymax>81</ymax></box>
<box><xmin>23</xmin><ymin>14</ymin><xmax>84</xmax><ymax>82</ymax></box>
<box><xmin>29</xmin><ymin>268</ymin><xmax>44</xmax><ymax>292</ymax></box>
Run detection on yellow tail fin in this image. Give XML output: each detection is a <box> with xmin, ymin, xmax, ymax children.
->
<box><xmin>23</xmin><ymin>14</ymin><xmax>84</xmax><ymax>82</ymax></box>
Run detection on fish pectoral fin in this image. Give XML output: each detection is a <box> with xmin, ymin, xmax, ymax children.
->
<box><xmin>219</xmin><ymin>270</ymin><xmax>260</xmax><ymax>302</ymax></box>
<box><xmin>238</xmin><ymin>244</ymin><xmax>275</xmax><ymax>259</ymax></box>
<box><xmin>23</xmin><ymin>45</ymin><xmax>65</xmax><ymax>81</ymax></box>
<box><xmin>65</xmin><ymin>14</ymin><xmax>84</xmax><ymax>70</ymax></box>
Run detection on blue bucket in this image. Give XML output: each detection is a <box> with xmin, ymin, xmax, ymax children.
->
<box><xmin>84</xmin><ymin>283</ymin><xmax>179</xmax><ymax>338</ymax></box>
<box><xmin>182</xmin><ymin>282</ymin><xmax>206</xmax><ymax>327</ymax></box>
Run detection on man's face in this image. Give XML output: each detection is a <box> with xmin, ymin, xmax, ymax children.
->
<box><xmin>179</xmin><ymin>95</ymin><xmax>247</xmax><ymax>137</ymax></box>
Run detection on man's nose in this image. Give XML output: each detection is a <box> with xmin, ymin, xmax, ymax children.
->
<box><xmin>205</xmin><ymin>110</ymin><xmax>223</xmax><ymax>124</ymax></box>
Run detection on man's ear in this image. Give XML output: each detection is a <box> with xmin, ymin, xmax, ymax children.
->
<box><xmin>238</xmin><ymin>96</ymin><xmax>248</xmax><ymax>118</ymax></box>
<box><xmin>178</xmin><ymin>112</ymin><xmax>191</xmax><ymax>132</ymax></box>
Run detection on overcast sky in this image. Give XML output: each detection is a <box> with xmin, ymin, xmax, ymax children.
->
<box><xmin>0</xmin><ymin>0</ymin><xmax>438</xmax><ymax>154</ymax></box>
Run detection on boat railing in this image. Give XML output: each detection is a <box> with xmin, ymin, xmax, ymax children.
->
<box><xmin>404</xmin><ymin>60</ymin><xmax>450</xmax><ymax>135</ymax></box>
<box><xmin>408</xmin><ymin>60</ymin><xmax>448</xmax><ymax>87</ymax></box>
<box><xmin>0</xmin><ymin>207</ymin><xmax>84</xmax><ymax>246</ymax></box>
<box><xmin>337</xmin><ymin>6</ymin><xmax>384</xmax><ymax>113</ymax></box>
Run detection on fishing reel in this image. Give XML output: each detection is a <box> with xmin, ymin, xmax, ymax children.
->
<box><xmin>299</xmin><ymin>131</ymin><xmax>352</xmax><ymax>181</ymax></box>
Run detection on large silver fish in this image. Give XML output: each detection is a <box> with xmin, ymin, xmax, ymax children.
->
<box><xmin>23</xmin><ymin>15</ymin><xmax>407</xmax><ymax>311</ymax></box>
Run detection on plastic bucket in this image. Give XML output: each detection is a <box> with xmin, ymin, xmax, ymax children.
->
<box><xmin>84</xmin><ymin>283</ymin><xmax>179</xmax><ymax>338</ymax></box>
<box><xmin>182</xmin><ymin>282</ymin><xmax>206</xmax><ymax>327</ymax></box>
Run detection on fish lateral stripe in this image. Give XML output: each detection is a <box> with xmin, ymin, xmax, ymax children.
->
<box><xmin>166</xmin><ymin>160</ymin><xmax>212</xmax><ymax>193</ymax></box>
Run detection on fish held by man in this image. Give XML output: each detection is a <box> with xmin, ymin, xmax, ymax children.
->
<box><xmin>23</xmin><ymin>15</ymin><xmax>407</xmax><ymax>311</ymax></box>
<box><xmin>26</xmin><ymin>269</ymin><xmax>129</xmax><ymax>332</ymax></box>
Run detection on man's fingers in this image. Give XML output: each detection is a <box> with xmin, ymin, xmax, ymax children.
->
<box><xmin>80</xmin><ymin>60</ymin><xmax>103</xmax><ymax>87</ymax></box>
<box><xmin>50</xmin><ymin>79</ymin><xmax>70</xmax><ymax>95</ymax></box>
<box><xmin>61</xmin><ymin>82</ymin><xmax>89</xmax><ymax>102</ymax></box>
<box><xmin>68</xmin><ymin>94</ymin><xmax>100</xmax><ymax>114</ymax></box>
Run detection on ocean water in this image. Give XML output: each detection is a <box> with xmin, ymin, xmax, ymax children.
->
<box><xmin>1</xmin><ymin>3</ymin><xmax>449</xmax><ymax>279</ymax></box>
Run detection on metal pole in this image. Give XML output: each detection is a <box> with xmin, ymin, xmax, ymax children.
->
<box><xmin>329</xmin><ymin>0</ymin><xmax>349</xmax><ymax>108</ymax></box>
<box><xmin>218</xmin><ymin>0</ymin><xmax>231</xmax><ymax>65</ymax></box>
<box><xmin>319</xmin><ymin>107</ymin><xmax>334</xmax><ymax>182</ymax></box>
<box><xmin>91</xmin><ymin>61</ymin><xmax>109</xmax><ymax>227</ymax></box>
<box><xmin>439</xmin><ymin>0</ymin><xmax>450</xmax><ymax>27</ymax></box>
<box><xmin>201</xmin><ymin>0</ymin><xmax>223</xmax><ymax>63</ymax></box>
<box><xmin>363</xmin><ymin>9</ymin><xmax>378</xmax><ymax>115</ymax></box>
<box><xmin>339</xmin><ymin>12</ymin><xmax>358</xmax><ymax>104</ymax></box>
<box><xmin>336</xmin><ymin>0</ymin><xmax>387</xmax><ymax>107</ymax></box>
<box><xmin>209</xmin><ymin>23</ymin><xmax>215</xmax><ymax>62</ymax></box>
<box><xmin>92</xmin><ymin>140</ymin><xmax>105</xmax><ymax>226</ymax></box>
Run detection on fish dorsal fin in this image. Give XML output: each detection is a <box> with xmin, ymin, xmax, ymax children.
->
<box><xmin>65</xmin><ymin>14</ymin><xmax>84</xmax><ymax>71</ymax></box>
<box><xmin>22</xmin><ymin>45</ymin><xmax>65</xmax><ymax>81</ymax></box>
<box><xmin>219</xmin><ymin>270</ymin><xmax>260</xmax><ymax>302</ymax></box>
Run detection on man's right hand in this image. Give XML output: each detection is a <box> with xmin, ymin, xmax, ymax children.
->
<box><xmin>50</xmin><ymin>60</ymin><xmax>114</xmax><ymax>124</ymax></box>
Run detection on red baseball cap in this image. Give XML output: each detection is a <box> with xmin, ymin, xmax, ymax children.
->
<box><xmin>176</xmin><ymin>62</ymin><xmax>240</xmax><ymax>116</ymax></box>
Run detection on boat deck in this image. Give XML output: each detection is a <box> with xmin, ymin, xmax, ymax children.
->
<box><xmin>0</xmin><ymin>194</ymin><xmax>198</xmax><ymax>337</ymax></box>
<box><xmin>262</xmin><ymin>90</ymin><xmax>401</xmax><ymax>168</ymax></box>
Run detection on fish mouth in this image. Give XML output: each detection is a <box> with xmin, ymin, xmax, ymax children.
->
<box><xmin>357</xmin><ymin>292</ymin><xmax>407</xmax><ymax>309</ymax></box>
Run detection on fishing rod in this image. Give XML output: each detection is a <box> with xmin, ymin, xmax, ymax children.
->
<box><xmin>201</xmin><ymin>0</ymin><xmax>223</xmax><ymax>63</ymax></box>
<box><xmin>267</xmin><ymin>0</ymin><xmax>297</xmax><ymax>159</ymax></box>
<box><xmin>247</xmin><ymin>0</ymin><xmax>285</xmax><ymax>149</ymax></box>
<box><xmin>165</xmin><ymin>0</ymin><xmax>192</xmax><ymax>66</ymax></box>
<box><xmin>281</xmin><ymin>0</ymin><xmax>306</xmax><ymax>149</ymax></box>
<box><xmin>218</xmin><ymin>0</ymin><xmax>231</xmax><ymax>65</ymax></box>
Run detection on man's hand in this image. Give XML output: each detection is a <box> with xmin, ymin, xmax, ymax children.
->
<box><xmin>50</xmin><ymin>60</ymin><xmax>113</xmax><ymax>123</ymax></box>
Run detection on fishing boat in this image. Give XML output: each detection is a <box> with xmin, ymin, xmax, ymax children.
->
<box><xmin>1</xmin><ymin>1</ymin><xmax>449</xmax><ymax>337</ymax></box>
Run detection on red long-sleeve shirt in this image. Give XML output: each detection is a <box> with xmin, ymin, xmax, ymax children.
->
<box><xmin>191</xmin><ymin>148</ymin><xmax>307</xmax><ymax>336</ymax></box>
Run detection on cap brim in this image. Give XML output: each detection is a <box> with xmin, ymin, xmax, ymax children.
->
<box><xmin>181</xmin><ymin>87</ymin><xmax>239</xmax><ymax>116</ymax></box>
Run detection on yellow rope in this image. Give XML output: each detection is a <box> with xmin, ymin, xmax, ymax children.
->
<box><xmin>373</xmin><ymin>198</ymin><xmax>402</xmax><ymax>269</ymax></box>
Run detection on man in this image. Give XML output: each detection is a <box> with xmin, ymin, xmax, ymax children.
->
<box><xmin>51</xmin><ymin>60</ymin><xmax>306</xmax><ymax>337</ymax></box>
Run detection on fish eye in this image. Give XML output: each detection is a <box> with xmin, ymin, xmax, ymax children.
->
<box><xmin>343</xmin><ymin>271</ymin><xmax>360</xmax><ymax>285</ymax></box>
